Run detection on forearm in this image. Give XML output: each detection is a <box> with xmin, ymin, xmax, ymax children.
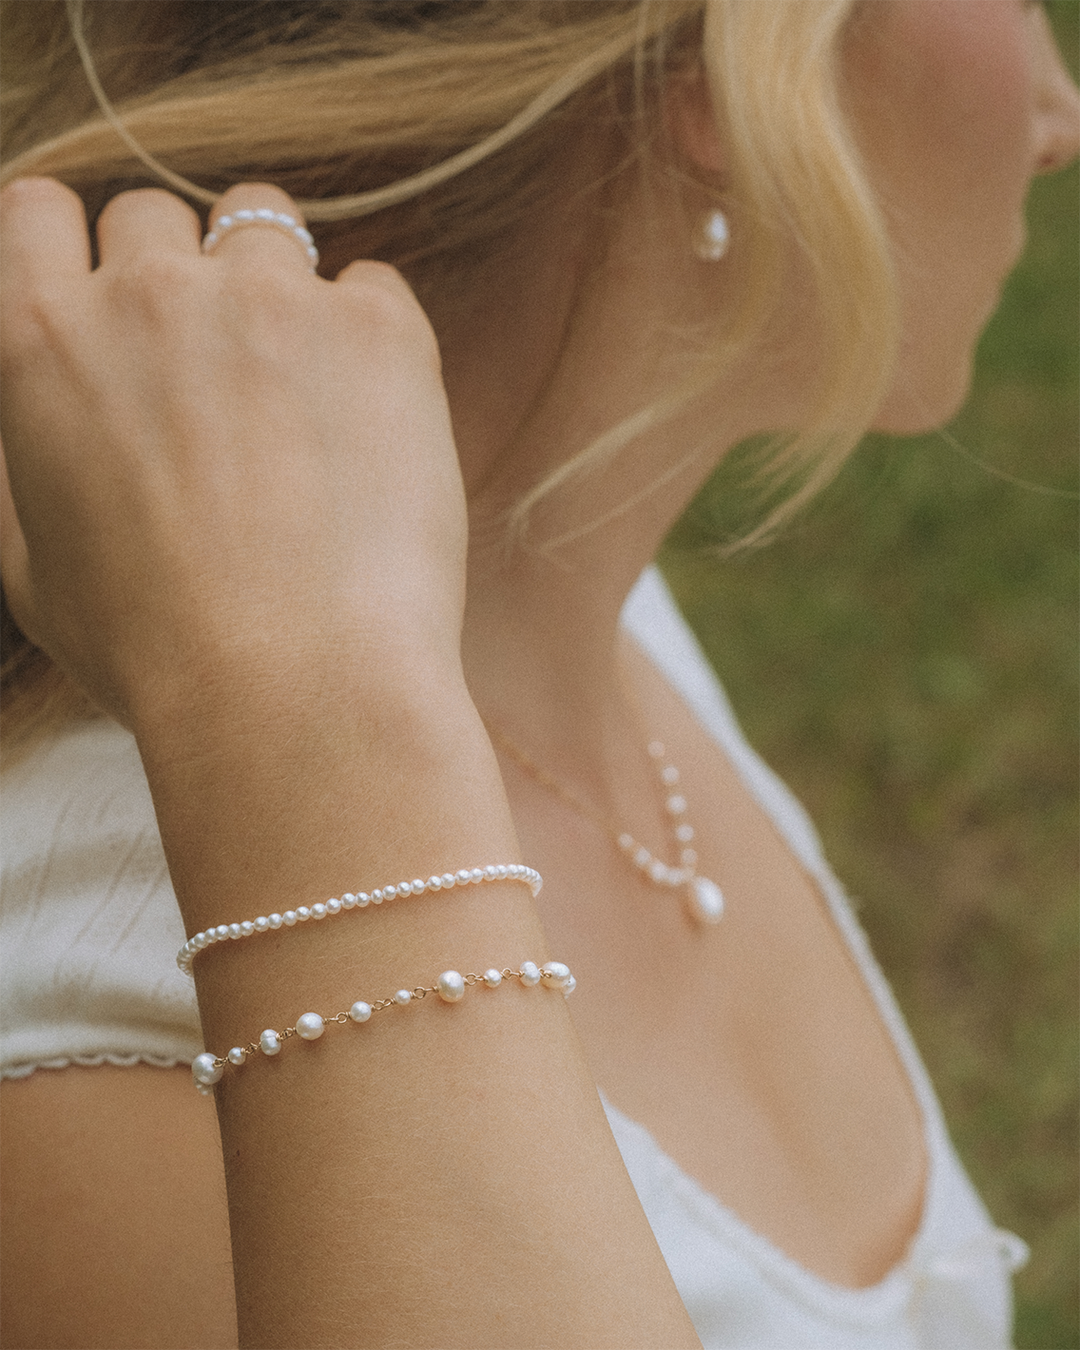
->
<box><xmin>139</xmin><ymin>672</ymin><xmax>699</xmax><ymax>1349</ymax></box>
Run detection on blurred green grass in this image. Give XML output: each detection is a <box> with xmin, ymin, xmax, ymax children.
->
<box><xmin>660</xmin><ymin>8</ymin><xmax>1078</xmax><ymax>1347</ymax></box>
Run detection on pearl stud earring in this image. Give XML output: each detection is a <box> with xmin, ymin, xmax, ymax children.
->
<box><xmin>693</xmin><ymin>208</ymin><xmax>730</xmax><ymax>262</ymax></box>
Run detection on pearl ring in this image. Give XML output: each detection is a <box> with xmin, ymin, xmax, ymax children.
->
<box><xmin>202</xmin><ymin>208</ymin><xmax>319</xmax><ymax>271</ymax></box>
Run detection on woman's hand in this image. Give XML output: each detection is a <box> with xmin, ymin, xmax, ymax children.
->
<box><xmin>0</xmin><ymin>179</ymin><xmax>468</xmax><ymax>732</ymax></box>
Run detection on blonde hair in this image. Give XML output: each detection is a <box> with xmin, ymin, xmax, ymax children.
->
<box><xmin>0</xmin><ymin>0</ymin><xmax>896</xmax><ymax>747</ymax></box>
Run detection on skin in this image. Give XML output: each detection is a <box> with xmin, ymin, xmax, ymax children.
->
<box><xmin>1</xmin><ymin>2</ymin><xmax>1076</xmax><ymax>1347</ymax></box>
<box><xmin>845</xmin><ymin>0</ymin><xmax>1078</xmax><ymax>430</ymax></box>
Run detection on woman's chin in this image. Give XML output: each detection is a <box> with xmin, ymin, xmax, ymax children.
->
<box><xmin>870</xmin><ymin>359</ymin><xmax>974</xmax><ymax>436</ymax></box>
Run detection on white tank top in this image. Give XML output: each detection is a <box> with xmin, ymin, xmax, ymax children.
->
<box><xmin>0</xmin><ymin>568</ymin><xmax>1026</xmax><ymax>1348</ymax></box>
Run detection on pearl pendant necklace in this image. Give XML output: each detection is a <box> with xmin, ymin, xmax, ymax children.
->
<box><xmin>619</xmin><ymin>741</ymin><xmax>725</xmax><ymax>925</ymax></box>
<box><xmin>491</xmin><ymin>730</ymin><xmax>725</xmax><ymax>927</ymax></box>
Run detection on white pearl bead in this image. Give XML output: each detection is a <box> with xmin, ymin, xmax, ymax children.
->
<box><xmin>441</xmin><ymin>873</ymin><xmax>457</xmax><ymax>888</ymax></box>
<box><xmin>341</xmin><ymin>894</ymin><xmax>357</xmax><ymax>909</ymax></box>
<box><xmin>268</xmin><ymin>913</ymin><xmax>283</xmax><ymax>929</ymax></box>
<box><xmin>356</xmin><ymin>893</ymin><xmax>370</xmax><ymax>907</ymax></box>
<box><xmin>688</xmin><ymin>875</ymin><xmax>725</xmax><ymax>925</ymax></box>
<box><xmin>436</xmin><ymin>970</ymin><xmax>466</xmax><ymax>1003</ymax></box>
<box><xmin>483</xmin><ymin>968</ymin><xmax>503</xmax><ymax>988</ymax></box>
<box><xmin>217</xmin><ymin>215</ymin><xmax>233</xmax><ymax>229</ymax></box>
<box><xmin>228</xmin><ymin>1046</ymin><xmax>246</xmax><ymax>1066</ymax></box>
<box><xmin>228</xmin><ymin>923</ymin><xmax>242</xmax><ymax>939</ymax></box>
<box><xmin>254</xmin><ymin>915</ymin><xmax>270</xmax><ymax>932</ymax></box>
<box><xmin>633</xmin><ymin>846</ymin><xmax>652</xmax><ymax>868</ymax></box>
<box><xmin>349</xmin><ymin>1001</ymin><xmax>372</xmax><ymax>1022</ymax></box>
<box><xmin>676</xmin><ymin>823</ymin><xmax>695</xmax><ymax>843</ymax></box>
<box><xmin>541</xmin><ymin>961</ymin><xmax>572</xmax><ymax>988</ymax></box>
<box><xmin>310</xmin><ymin>903</ymin><xmax>327</xmax><ymax>920</ymax></box>
<box><xmin>661</xmin><ymin>765</ymin><xmax>680</xmax><ymax>786</ymax></box>
<box><xmin>296</xmin><ymin>1012</ymin><xmax>325</xmax><ymax>1040</ymax></box>
<box><xmin>296</xmin><ymin>906</ymin><xmax>311</xmax><ymax>922</ymax></box>
<box><xmin>519</xmin><ymin>961</ymin><xmax>541</xmax><ymax>987</ymax></box>
<box><xmin>393</xmin><ymin>989</ymin><xmax>411</xmax><ymax>1006</ymax></box>
<box><xmin>618</xmin><ymin>833</ymin><xmax>635</xmax><ymax>851</ymax></box>
<box><xmin>326</xmin><ymin>898</ymin><xmax>341</xmax><ymax>914</ymax></box>
<box><xmin>484</xmin><ymin>865</ymin><xmax>498</xmax><ymax>880</ymax></box>
<box><xmin>648</xmin><ymin>859</ymin><xmax>669</xmax><ymax>884</ymax></box>
<box><xmin>240</xmin><ymin>920</ymin><xmax>255</xmax><ymax>937</ymax></box>
<box><xmin>259</xmin><ymin>1029</ymin><xmax>282</xmax><ymax>1055</ymax></box>
<box><xmin>411</xmin><ymin>879</ymin><xmax>426</xmax><ymax>895</ymax></box>
<box><xmin>282</xmin><ymin>910</ymin><xmax>298</xmax><ymax>926</ymax></box>
<box><xmin>428</xmin><ymin>875</ymin><xmax>443</xmax><ymax>890</ymax></box>
<box><xmin>563</xmin><ymin>975</ymin><xmax>577</xmax><ymax>997</ymax></box>
<box><xmin>648</xmin><ymin>740</ymin><xmax>666</xmax><ymax>759</ymax></box>
<box><xmin>192</xmin><ymin>1053</ymin><xmax>223</xmax><ymax>1085</ymax></box>
<box><xmin>215</xmin><ymin>925</ymin><xmax>230</xmax><ymax>941</ymax></box>
<box><xmin>495</xmin><ymin>865</ymin><xmax>508</xmax><ymax>879</ymax></box>
<box><xmin>373</xmin><ymin>888</ymin><xmax>386</xmax><ymax>903</ymax></box>
<box><xmin>456</xmin><ymin>870</ymin><xmax>472</xmax><ymax>885</ymax></box>
<box><xmin>666</xmin><ymin>794</ymin><xmax>688</xmax><ymax>816</ymax></box>
<box><xmin>470</xmin><ymin>868</ymin><xmax>484</xmax><ymax>883</ymax></box>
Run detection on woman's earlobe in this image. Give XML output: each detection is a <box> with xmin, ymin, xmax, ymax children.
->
<box><xmin>665</xmin><ymin>67</ymin><xmax>726</xmax><ymax>175</ymax></box>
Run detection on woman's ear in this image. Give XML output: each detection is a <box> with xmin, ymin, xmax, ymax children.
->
<box><xmin>664</xmin><ymin>66</ymin><xmax>726</xmax><ymax>176</ymax></box>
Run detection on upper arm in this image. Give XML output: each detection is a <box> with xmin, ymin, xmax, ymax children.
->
<box><xmin>0</xmin><ymin>1063</ymin><xmax>237</xmax><ymax>1350</ymax></box>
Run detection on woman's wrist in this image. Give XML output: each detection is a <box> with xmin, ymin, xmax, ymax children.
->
<box><xmin>133</xmin><ymin>657</ymin><xmax>518</xmax><ymax>937</ymax></box>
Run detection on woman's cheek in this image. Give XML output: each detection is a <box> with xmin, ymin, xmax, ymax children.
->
<box><xmin>852</xmin><ymin>1</ymin><xmax>1036</xmax><ymax>430</ymax></box>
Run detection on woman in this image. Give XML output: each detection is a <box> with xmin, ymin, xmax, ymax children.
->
<box><xmin>1</xmin><ymin>2</ymin><xmax>1076</xmax><ymax>1347</ymax></box>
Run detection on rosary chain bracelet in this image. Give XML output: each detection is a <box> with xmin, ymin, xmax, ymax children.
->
<box><xmin>177</xmin><ymin>864</ymin><xmax>543</xmax><ymax>976</ymax></box>
<box><xmin>191</xmin><ymin>959</ymin><xmax>575</xmax><ymax>1093</ymax></box>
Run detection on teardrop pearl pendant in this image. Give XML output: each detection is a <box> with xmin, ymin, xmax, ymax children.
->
<box><xmin>693</xmin><ymin>208</ymin><xmax>730</xmax><ymax>262</ymax></box>
<box><xmin>617</xmin><ymin>741</ymin><xmax>725</xmax><ymax>927</ymax></box>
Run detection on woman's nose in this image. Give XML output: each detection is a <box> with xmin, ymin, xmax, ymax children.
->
<box><xmin>1032</xmin><ymin>15</ymin><xmax>1080</xmax><ymax>175</ymax></box>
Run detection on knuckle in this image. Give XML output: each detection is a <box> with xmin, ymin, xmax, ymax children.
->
<box><xmin>0</xmin><ymin>176</ymin><xmax>79</xmax><ymax>212</ymax></box>
<box><xmin>222</xmin><ymin>259</ymin><xmax>309</xmax><ymax>329</ymax></box>
<box><xmin>97</xmin><ymin>186</ymin><xmax>192</xmax><ymax>225</ymax></box>
<box><xmin>0</xmin><ymin>288</ymin><xmax>71</xmax><ymax>366</ymax></box>
<box><xmin>216</xmin><ymin>182</ymin><xmax>299</xmax><ymax>212</ymax></box>
<box><xmin>339</xmin><ymin>264</ymin><xmax>438</xmax><ymax>353</ymax></box>
<box><xmin>108</xmin><ymin>251</ymin><xmax>201</xmax><ymax>308</ymax></box>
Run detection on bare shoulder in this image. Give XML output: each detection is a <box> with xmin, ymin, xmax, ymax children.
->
<box><xmin>1</xmin><ymin>1064</ymin><xmax>236</xmax><ymax>1350</ymax></box>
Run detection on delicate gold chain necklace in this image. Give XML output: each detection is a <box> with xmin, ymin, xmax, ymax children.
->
<box><xmin>490</xmin><ymin>728</ymin><xmax>724</xmax><ymax>926</ymax></box>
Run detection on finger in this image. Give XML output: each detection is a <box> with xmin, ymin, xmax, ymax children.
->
<box><xmin>203</xmin><ymin>183</ymin><xmax>318</xmax><ymax>272</ymax></box>
<box><xmin>0</xmin><ymin>440</ymin><xmax>38</xmax><ymax>649</ymax></box>
<box><xmin>95</xmin><ymin>187</ymin><xmax>203</xmax><ymax>266</ymax></box>
<box><xmin>0</xmin><ymin>178</ymin><xmax>92</xmax><ymax>291</ymax></box>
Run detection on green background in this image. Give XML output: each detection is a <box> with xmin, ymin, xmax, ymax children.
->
<box><xmin>661</xmin><ymin>6</ymin><xmax>1078</xmax><ymax>1346</ymax></box>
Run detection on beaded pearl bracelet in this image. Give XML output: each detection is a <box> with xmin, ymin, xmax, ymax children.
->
<box><xmin>177</xmin><ymin>864</ymin><xmax>543</xmax><ymax>976</ymax></box>
<box><xmin>191</xmin><ymin>959</ymin><xmax>575</xmax><ymax>1094</ymax></box>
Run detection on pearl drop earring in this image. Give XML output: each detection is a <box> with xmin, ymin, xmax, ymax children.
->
<box><xmin>693</xmin><ymin>208</ymin><xmax>730</xmax><ymax>262</ymax></box>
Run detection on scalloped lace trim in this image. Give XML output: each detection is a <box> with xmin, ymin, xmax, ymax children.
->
<box><xmin>1</xmin><ymin>1052</ymin><xmax>190</xmax><ymax>1080</ymax></box>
